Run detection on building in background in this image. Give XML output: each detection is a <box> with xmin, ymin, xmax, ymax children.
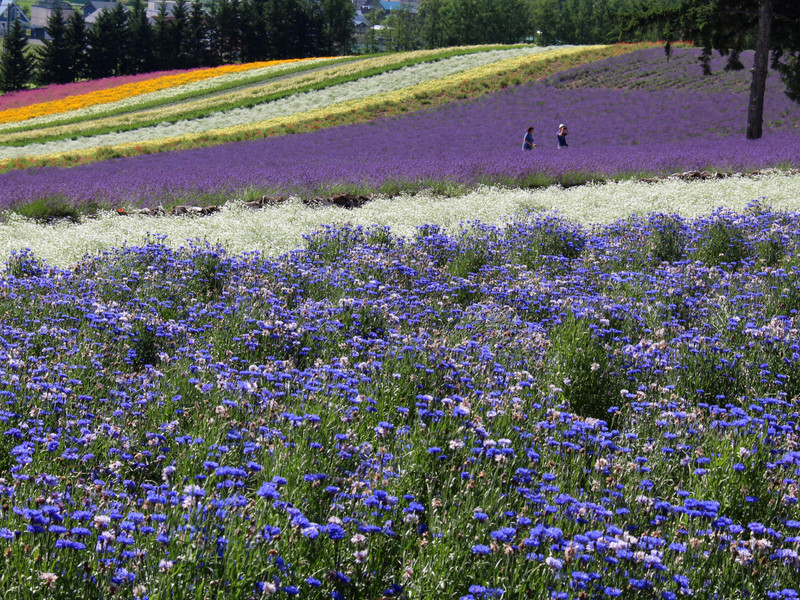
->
<box><xmin>0</xmin><ymin>0</ymin><xmax>31</xmax><ymax>36</ymax></box>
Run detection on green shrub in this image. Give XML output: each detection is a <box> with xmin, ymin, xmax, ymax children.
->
<box><xmin>695</xmin><ymin>219</ymin><xmax>749</xmax><ymax>267</ymax></box>
<box><xmin>12</xmin><ymin>197</ymin><xmax>81</xmax><ymax>223</ymax></box>
<box><xmin>544</xmin><ymin>314</ymin><xmax>619</xmax><ymax>420</ymax></box>
<box><xmin>647</xmin><ymin>214</ymin><xmax>686</xmax><ymax>262</ymax></box>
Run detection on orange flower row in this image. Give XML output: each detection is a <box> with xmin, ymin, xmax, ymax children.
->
<box><xmin>0</xmin><ymin>59</ymin><xmax>306</xmax><ymax>125</ymax></box>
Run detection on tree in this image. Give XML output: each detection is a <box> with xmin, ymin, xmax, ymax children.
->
<box><xmin>86</xmin><ymin>3</ymin><xmax>128</xmax><ymax>79</ymax></box>
<box><xmin>212</xmin><ymin>0</ymin><xmax>243</xmax><ymax>63</ymax></box>
<box><xmin>418</xmin><ymin>0</ymin><xmax>448</xmax><ymax>48</ymax></box>
<box><xmin>624</xmin><ymin>0</ymin><xmax>800</xmax><ymax>139</ymax></box>
<box><xmin>531</xmin><ymin>0</ymin><xmax>561</xmax><ymax>45</ymax></box>
<box><xmin>386</xmin><ymin>3</ymin><xmax>418</xmax><ymax>51</ymax></box>
<box><xmin>126</xmin><ymin>0</ymin><xmax>153</xmax><ymax>74</ymax></box>
<box><xmin>0</xmin><ymin>17</ymin><xmax>31</xmax><ymax>92</ymax></box>
<box><xmin>240</xmin><ymin>0</ymin><xmax>269</xmax><ymax>62</ymax></box>
<box><xmin>36</xmin><ymin>4</ymin><xmax>71</xmax><ymax>85</ymax></box>
<box><xmin>152</xmin><ymin>1</ymin><xmax>173</xmax><ymax>69</ymax></box>
<box><xmin>485</xmin><ymin>0</ymin><xmax>529</xmax><ymax>44</ymax></box>
<box><xmin>171</xmin><ymin>0</ymin><xmax>191</xmax><ymax>67</ymax></box>
<box><xmin>320</xmin><ymin>0</ymin><xmax>355</xmax><ymax>55</ymax></box>
<box><xmin>186</xmin><ymin>0</ymin><xmax>210</xmax><ymax>66</ymax></box>
<box><xmin>66</xmin><ymin>10</ymin><xmax>88</xmax><ymax>80</ymax></box>
<box><xmin>265</xmin><ymin>0</ymin><xmax>311</xmax><ymax>58</ymax></box>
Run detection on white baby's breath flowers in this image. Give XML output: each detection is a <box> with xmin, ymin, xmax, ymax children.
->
<box><xmin>1</xmin><ymin>173</ymin><xmax>799</xmax><ymax>269</ymax></box>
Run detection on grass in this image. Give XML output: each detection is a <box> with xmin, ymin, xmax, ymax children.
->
<box><xmin>9</xmin><ymin>196</ymin><xmax>84</xmax><ymax>222</ymax></box>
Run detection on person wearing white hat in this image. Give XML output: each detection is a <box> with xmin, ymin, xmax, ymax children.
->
<box><xmin>557</xmin><ymin>124</ymin><xmax>569</xmax><ymax>149</ymax></box>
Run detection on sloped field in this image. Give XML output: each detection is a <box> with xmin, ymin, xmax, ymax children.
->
<box><xmin>0</xmin><ymin>44</ymin><xmax>798</xmax><ymax>212</ymax></box>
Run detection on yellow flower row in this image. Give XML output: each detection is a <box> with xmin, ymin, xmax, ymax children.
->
<box><xmin>0</xmin><ymin>59</ymin><xmax>308</xmax><ymax>125</ymax></box>
<box><xmin>1</xmin><ymin>46</ymin><xmax>515</xmax><ymax>144</ymax></box>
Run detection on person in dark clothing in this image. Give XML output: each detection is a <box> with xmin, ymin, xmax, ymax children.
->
<box><xmin>557</xmin><ymin>124</ymin><xmax>569</xmax><ymax>148</ymax></box>
<box><xmin>522</xmin><ymin>126</ymin><xmax>536</xmax><ymax>150</ymax></box>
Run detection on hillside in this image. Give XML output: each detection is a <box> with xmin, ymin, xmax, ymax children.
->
<box><xmin>0</xmin><ymin>43</ymin><xmax>798</xmax><ymax>212</ymax></box>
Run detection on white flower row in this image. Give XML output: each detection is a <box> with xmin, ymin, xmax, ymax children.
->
<box><xmin>0</xmin><ymin>46</ymin><xmax>557</xmax><ymax>160</ymax></box>
<box><xmin>2</xmin><ymin>173</ymin><xmax>798</xmax><ymax>268</ymax></box>
<box><xmin>0</xmin><ymin>58</ymin><xmax>338</xmax><ymax>134</ymax></box>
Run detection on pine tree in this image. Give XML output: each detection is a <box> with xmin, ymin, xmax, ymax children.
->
<box><xmin>36</xmin><ymin>4</ymin><xmax>71</xmax><ymax>85</ymax></box>
<box><xmin>320</xmin><ymin>0</ymin><xmax>355</xmax><ymax>55</ymax></box>
<box><xmin>66</xmin><ymin>10</ymin><xmax>87</xmax><ymax>80</ymax></box>
<box><xmin>126</xmin><ymin>0</ymin><xmax>153</xmax><ymax>74</ymax></box>
<box><xmin>87</xmin><ymin>3</ymin><xmax>128</xmax><ymax>79</ymax></box>
<box><xmin>171</xmin><ymin>0</ymin><xmax>191</xmax><ymax>68</ymax></box>
<box><xmin>0</xmin><ymin>17</ymin><xmax>31</xmax><ymax>92</ymax></box>
<box><xmin>152</xmin><ymin>1</ymin><xmax>172</xmax><ymax>70</ymax></box>
<box><xmin>213</xmin><ymin>0</ymin><xmax>242</xmax><ymax>63</ymax></box>
<box><xmin>240</xmin><ymin>0</ymin><xmax>268</xmax><ymax>62</ymax></box>
<box><xmin>187</xmin><ymin>0</ymin><xmax>209</xmax><ymax>67</ymax></box>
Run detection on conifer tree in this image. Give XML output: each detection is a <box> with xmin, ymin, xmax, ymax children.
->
<box><xmin>36</xmin><ymin>4</ymin><xmax>71</xmax><ymax>85</ymax></box>
<box><xmin>240</xmin><ymin>0</ymin><xmax>268</xmax><ymax>62</ymax></box>
<box><xmin>187</xmin><ymin>0</ymin><xmax>209</xmax><ymax>67</ymax></box>
<box><xmin>126</xmin><ymin>0</ymin><xmax>153</xmax><ymax>74</ymax></box>
<box><xmin>66</xmin><ymin>10</ymin><xmax>87</xmax><ymax>80</ymax></box>
<box><xmin>171</xmin><ymin>0</ymin><xmax>191</xmax><ymax>68</ymax></box>
<box><xmin>0</xmin><ymin>17</ymin><xmax>31</xmax><ymax>92</ymax></box>
<box><xmin>152</xmin><ymin>1</ymin><xmax>172</xmax><ymax>69</ymax></box>
<box><xmin>87</xmin><ymin>3</ymin><xmax>128</xmax><ymax>79</ymax></box>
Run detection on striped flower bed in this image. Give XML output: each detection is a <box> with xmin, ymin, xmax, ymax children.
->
<box><xmin>0</xmin><ymin>59</ymin><xmax>309</xmax><ymax>125</ymax></box>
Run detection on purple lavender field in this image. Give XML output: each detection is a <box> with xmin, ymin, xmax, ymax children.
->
<box><xmin>1</xmin><ymin>47</ymin><xmax>799</xmax><ymax>209</ymax></box>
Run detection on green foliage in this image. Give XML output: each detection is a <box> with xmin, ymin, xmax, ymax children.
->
<box><xmin>86</xmin><ymin>1</ymin><xmax>128</xmax><ymax>79</ymax></box>
<box><xmin>0</xmin><ymin>18</ymin><xmax>31</xmax><ymax>92</ymax></box>
<box><xmin>12</xmin><ymin>196</ymin><xmax>81</xmax><ymax>223</ymax></box>
<box><xmin>647</xmin><ymin>214</ymin><xmax>687</xmax><ymax>263</ymax></box>
<box><xmin>127</xmin><ymin>321</ymin><xmax>161</xmax><ymax>370</ymax></box>
<box><xmin>36</xmin><ymin>4</ymin><xmax>72</xmax><ymax>85</ymax></box>
<box><xmin>695</xmin><ymin>218</ymin><xmax>749</xmax><ymax>267</ymax></box>
<box><xmin>303</xmin><ymin>223</ymin><xmax>365</xmax><ymax>263</ymax></box>
<box><xmin>545</xmin><ymin>313</ymin><xmax>619</xmax><ymax>420</ymax></box>
<box><xmin>505</xmin><ymin>213</ymin><xmax>586</xmax><ymax>270</ymax></box>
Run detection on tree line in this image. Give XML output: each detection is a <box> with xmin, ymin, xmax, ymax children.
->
<box><xmin>0</xmin><ymin>0</ymin><xmax>356</xmax><ymax>91</ymax></box>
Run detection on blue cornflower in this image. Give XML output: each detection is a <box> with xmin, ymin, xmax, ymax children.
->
<box><xmin>326</xmin><ymin>524</ymin><xmax>345</xmax><ymax>540</ymax></box>
<box><xmin>55</xmin><ymin>539</ymin><xmax>85</xmax><ymax>550</ymax></box>
<box><xmin>472</xmin><ymin>544</ymin><xmax>491</xmax><ymax>555</ymax></box>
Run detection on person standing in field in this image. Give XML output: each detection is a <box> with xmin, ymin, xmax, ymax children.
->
<box><xmin>522</xmin><ymin>126</ymin><xmax>537</xmax><ymax>150</ymax></box>
<box><xmin>557</xmin><ymin>124</ymin><xmax>569</xmax><ymax>149</ymax></box>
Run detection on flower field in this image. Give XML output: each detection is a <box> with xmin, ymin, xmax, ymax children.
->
<box><xmin>0</xmin><ymin>46</ymin><xmax>797</xmax><ymax>210</ymax></box>
<box><xmin>0</xmin><ymin>60</ymin><xmax>314</xmax><ymax>126</ymax></box>
<box><xmin>1</xmin><ymin>172</ymin><xmax>799</xmax><ymax>269</ymax></box>
<box><xmin>0</xmin><ymin>68</ymin><xmax>202</xmax><ymax>112</ymax></box>
<box><xmin>0</xmin><ymin>44</ymin><xmax>596</xmax><ymax>162</ymax></box>
<box><xmin>2</xmin><ymin>43</ymin><xmax>800</xmax><ymax>599</ymax></box>
<box><xmin>3</xmin><ymin>197</ymin><xmax>800</xmax><ymax>598</ymax></box>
